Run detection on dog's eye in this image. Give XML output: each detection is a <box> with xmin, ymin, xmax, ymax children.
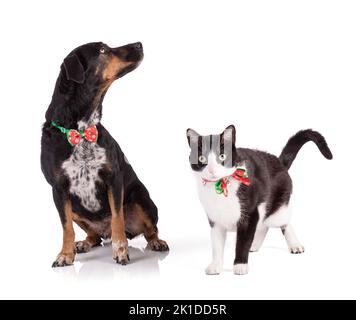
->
<box><xmin>219</xmin><ymin>154</ymin><xmax>227</xmax><ymax>161</ymax></box>
<box><xmin>198</xmin><ymin>155</ymin><xmax>207</xmax><ymax>164</ymax></box>
<box><xmin>100</xmin><ymin>48</ymin><xmax>106</xmax><ymax>54</ymax></box>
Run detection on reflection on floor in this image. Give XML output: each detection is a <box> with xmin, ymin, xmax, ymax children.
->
<box><xmin>52</xmin><ymin>240</ymin><xmax>169</xmax><ymax>280</ymax></box>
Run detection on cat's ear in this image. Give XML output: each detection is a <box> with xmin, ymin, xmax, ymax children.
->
<box><xmin>222</xmin><ymin>125</ymin><xmax>236</xmax><ymax>144</ymax></box>
<box><xmin>186</xmin><ymin>128</ymin><xmax>200</xmax><ymax>146</ymax></box>
<box><xmin>63</xmin><ymin>53</ymin><xmax>85</xmax><ymax>84</ymax></box>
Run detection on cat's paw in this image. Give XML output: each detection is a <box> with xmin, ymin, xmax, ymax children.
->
<box><xmin>233</xmin><ymin>263</ymin><xmax>249</xmax><ymax>275</ymax></box>
<box><xmin>289</xmin><ymin>245</ymin><xmax>305</xmax><ymax>254</ymax></box>
<box><xmin>205</xmin><ymin>262</ymin><xmax>222</xmax><ymax>275</ymax></box>
<box><xmin>250</xmin><ymin>244</ymin><xmax>260</xmax><ymax>252</ymax></box>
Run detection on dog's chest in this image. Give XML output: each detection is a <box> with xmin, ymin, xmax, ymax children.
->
<box><xmin>62</xmin><ymin>141</ymin><xmax>107</xmax><ymax>212</ymax></box>
<box><xmin>196</xmin><ymin>176</ymin><xmax>242</xmax><ymax>231</ymax></box>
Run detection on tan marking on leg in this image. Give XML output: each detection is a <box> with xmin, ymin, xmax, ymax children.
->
<box><xmin>52</xmin><ymin>201</ymin><xmax>75</xmax><ymax>267</ymax></box>
<box><xmin>73</xmin><ymin>215</ymin><xmax>102</xmax><ymax>253</ymax></box>
<box><xmin>109</xmin><ymin>189</ymin><xmax>129</xmax><ymax>264</ymax></box>
<box><xmin>130</xmin><ymin>203</ymin><xmax>169</xmax><ymax>252</ymax></box>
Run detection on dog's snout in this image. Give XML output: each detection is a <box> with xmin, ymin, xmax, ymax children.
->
<box><xmin>112</xmin><ymin>42</ymin><xmax>144</xmax><ymax>66</ymax></box>
<box><xmin>132</xmin><ymin>42</ymin><xmax>142</xmax><ymax>50</ymax></box>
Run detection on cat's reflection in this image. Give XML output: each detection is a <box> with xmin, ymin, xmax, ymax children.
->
<box><xmin>52</xmin><ymin>244</ymin><xmax>169</xmax><ymax>279</ymax></box>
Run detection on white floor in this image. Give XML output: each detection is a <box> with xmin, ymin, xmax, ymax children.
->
<box><xmin>1</xmin><ymin>223</ymin><xmax>355</xmax><ymax>300</ymax></box>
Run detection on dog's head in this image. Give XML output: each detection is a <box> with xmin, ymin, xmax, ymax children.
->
<box><xmin>45</xmin><ymin>42</ymin><xmax>143</xmax><ymax>123</ymax></box>
<box><xmin>62</xmin><ymin>41</ymin><xmax>143</xmax><ymax>87</ymax></box>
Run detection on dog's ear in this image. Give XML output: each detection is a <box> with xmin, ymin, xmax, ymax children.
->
<box><xmin>63</xmin><ymin>54</ymin><xmax>85</xmax><ymax>84</ymax></box>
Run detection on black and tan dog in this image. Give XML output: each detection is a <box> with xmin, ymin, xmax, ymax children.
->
<box><xmin>41</xmin><ymin>42</ymin><xmax>169</xmax><ymax>267</ymax></box>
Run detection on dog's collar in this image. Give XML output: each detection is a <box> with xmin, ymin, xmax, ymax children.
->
<box><xmin>202</xmin><ymin>161</ymin><xmax>251</xmax><ymax>197</ymax></box>
<box><xmin>51</xmin><ymin>121</ymin><xmax>98</xmax><ymax>146</ymax></box>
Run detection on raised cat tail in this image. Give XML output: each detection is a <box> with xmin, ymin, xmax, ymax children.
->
<box><xmin>279</xmin><ymin>129</ymin><xmax>333</xmax><ymax>170</ymax></box>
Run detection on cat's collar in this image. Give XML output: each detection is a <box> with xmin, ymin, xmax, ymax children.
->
<box><xmin>202</xmin><ymin>161</ymin><xmax>250</xmax><ymax>196</ymax></box>
<box><xmin>51</xmin><ymin>121</ymin><xmax>98</xmax><ymax>146</ymax></box>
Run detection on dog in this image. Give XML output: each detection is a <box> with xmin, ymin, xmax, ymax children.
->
<box><xmin>41</xmin><ymin>42</ymin><xmax>169</xmax><ymax>267</ymax></box>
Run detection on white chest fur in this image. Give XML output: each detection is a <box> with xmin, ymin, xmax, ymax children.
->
<box><xmin>62</xmin><ymin>139</ymin><xmax>107</xmax><ymax>212</ymax></box>
<box><xmin>195</xmin><ymin>175</ymin><xmax>241</xmax><ymax>231</ymax></box>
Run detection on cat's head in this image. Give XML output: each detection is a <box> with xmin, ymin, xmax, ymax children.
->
<box><xmin>186</xmin><ymin>125</ymin><xmax>237</xmax><ymax>181</ymax></box>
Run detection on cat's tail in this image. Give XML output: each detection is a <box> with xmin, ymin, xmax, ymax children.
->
<box><xmin>279</xmin><ymin>129</ymin><xmax>333</xmax><ymax>170</ymax></box>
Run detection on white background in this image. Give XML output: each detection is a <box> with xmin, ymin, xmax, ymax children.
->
<box><xmin>0</xmin><ymin>0</ymin><xmax>355</xmax><ymax>300</ymax></box>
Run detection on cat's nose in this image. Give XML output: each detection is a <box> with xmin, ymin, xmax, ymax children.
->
<box><xmin>208</xmin><ymin>166</ymin><xmax>215</xmax><ymax>175</ymax></box>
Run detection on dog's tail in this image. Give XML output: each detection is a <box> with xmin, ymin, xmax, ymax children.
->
<box><xmin>279</xmin><ymin>129</ymin><xmax>333</xmax><ymax>170</ymax></box>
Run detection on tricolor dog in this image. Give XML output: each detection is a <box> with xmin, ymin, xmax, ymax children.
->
<box><xmin>41</xmin><ymin>42</ymin><xmax>168</xmax><ymax>267</ymax></box>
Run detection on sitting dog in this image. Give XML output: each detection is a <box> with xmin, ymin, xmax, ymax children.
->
<box><xmin>41</xmin><ymin>42</ymin><xmax>169</xmax><ymax>267</ymax></box>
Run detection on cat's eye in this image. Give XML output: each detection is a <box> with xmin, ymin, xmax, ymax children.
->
<box><xmin>219</xmin><ymin>154</ymin><xmax>227</xmax><ymax>161</ymax></box>
<box><xmin>198</xmin><ymin>155</ymin><xmax>207</xmax><ymax>163</ymax></box>
<box><xmin>100</xmin><ymin>47</ymin><xmax>106</xmax><ymax>54</ymax></box>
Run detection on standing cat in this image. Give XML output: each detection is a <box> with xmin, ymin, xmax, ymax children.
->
<box><xmin>186</xmin><ymin>125</ymin><xmax>332</xmax><ymax>275</ymax></box>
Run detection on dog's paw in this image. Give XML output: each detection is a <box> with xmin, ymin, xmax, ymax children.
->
<box><xmin>75</xmin><ymin>240</ymin><xmax>92</xmax><ymax>254</ymax></box>
<box><xmin>52</xmin><ymin>253</ymin><xmax>75</xmax><ymax>268</ymax></box>
<box><xmin>205</xmin><ymin>262</ymin><xmax>222</xmax><ymax>275</ymax></box>
<box><xmin>289</xmin><ymin>245</ymin><xmax>305</xmax><ymax>254</ymax></box>
<box><xmin>233</xmin><ymin>263</ymin><xmax>249</xmax><ymax>275</ymax></box>
<box><xmin>112</xmin><ymin>241</ymin><xmax>130</xmax><ymax>265</ymax></box>
<box><xmin>148</xmin><ymin>239</ymin><xmax>169</xmax><ymax>252</ymax></box>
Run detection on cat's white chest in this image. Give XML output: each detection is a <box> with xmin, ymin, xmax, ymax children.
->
<box><xmin>195</xmin><ymin>175</ymin><xmax>241</xmax><ymax>231</ymax></box>
<box><xmin>62</xmin><ymin>140</ymin><xmax>107</xmax><ymax>212</ymax></box>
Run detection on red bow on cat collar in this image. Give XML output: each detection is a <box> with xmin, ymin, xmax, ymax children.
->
<box><xmin>51</xmin><ymin>122</ymin><xmax>98</xmax><ymax>146</ymax></box>
<box><xmin>202</xmin><ymin>161</ymin><xmax>251</xmax><ymax>197</ymax></box>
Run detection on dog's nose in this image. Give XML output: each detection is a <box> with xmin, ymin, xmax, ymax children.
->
<box><xmin>133</xmin><ymin>42</ymin><xmax>142</xmax><ymax>50</ymax></box>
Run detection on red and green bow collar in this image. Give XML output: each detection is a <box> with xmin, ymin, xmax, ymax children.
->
<box><xmin>202</xmin><ymin>161</ymin><xmax>251</xmax><ymax>197</ymax></box>
<box><xmin>51</xmin><ymin>121</ymin><xmax>98</xmax><ymax>146</ymax></box>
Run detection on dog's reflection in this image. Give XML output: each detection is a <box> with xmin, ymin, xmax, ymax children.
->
<box><xmin>52</xmin><ymin>244</ymin><xmax>169</xmax><ymax>280</ymax></box>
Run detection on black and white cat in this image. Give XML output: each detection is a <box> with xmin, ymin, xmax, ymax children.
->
<box><xmin>186</xmin><ymin>125</ymin><xmax>332</xmax><ymax>275</ymax></box>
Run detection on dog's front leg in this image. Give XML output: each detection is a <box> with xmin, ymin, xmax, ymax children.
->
<box><xmin>108</xmin><ymin>188</ymin><xmax>129</xmax><ymax>265</ymax></box>
<box><xmin>52</xmin><ymin>190</ymin><xmax>75</xmax><ymax>267</ymax></box>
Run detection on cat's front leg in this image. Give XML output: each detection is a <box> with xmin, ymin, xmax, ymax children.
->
<box><xmin>233</xmin><ymin>208</ymin><xmax>259</xmax><ymax>275</ymax></box>
<box><xmin>206</xmin><ymin>223</ymin><xmax>227</xmax><ymax>275</ymax></box>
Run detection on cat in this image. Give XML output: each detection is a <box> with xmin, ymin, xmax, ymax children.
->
<box><xmin>186</xmin><ymin>125</ymin><xmax>332</xmax><ymax>275</ymax></box>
